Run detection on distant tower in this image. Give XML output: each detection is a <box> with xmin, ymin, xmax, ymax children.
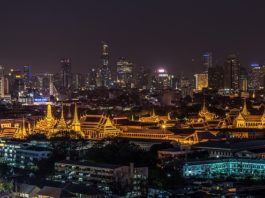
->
<box><xmin>203</xmin><ymin>52</ymin><xmax>213</xmax><ymax>72</ymax></box>
<box><xmin>71</xmin><ymin>103</ymin><xmax>81</xmax><ymax>132</ymax></box>
<box><xmin>223</xmin><ymin>54</ymin><xmax>240</xmax><ymax>91</ymax></box>
<box><xmin>60</xmin><ymin>58</ymin><xmax>72</xmax><ymax>89</ymax></box>
<box><xmin>0</xmin><ymin>66</ymin><xmax>5</xmax><ymax>98</ymax></box>
<box><xmin>48</xmin><ymin>74</ymin><xmax>54</xmax><ymax>96</ymax></box>
<box><xmin>100</xmin><ymin>42</ymin><xmax>111</xmax><ymax>87</ymax></box>
<box><xmin>23</xmin><ymin>65</ymin><xmax>32</xmax><ymax>84</ymax></box>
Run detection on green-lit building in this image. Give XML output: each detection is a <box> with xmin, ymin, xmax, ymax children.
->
<box><xmin>183</xmin><ymin>158</ymin><xmax>265</xmax><ymax>179</ymax></box>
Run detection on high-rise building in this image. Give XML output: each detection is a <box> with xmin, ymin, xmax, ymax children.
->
<box><xmin>72</xmin><ymin>73</ymin><xmax>87</xmax><ymax>90</ymax></box>
<box><xmin>248</xmin><ymin>64</ymin><xmax>265</xmax><ymax>90</ymax></box>
<box><xmin>223</xmin><ymin>54</ymin><xmax>240</xmax><ymax>91</ymax></box>
<box><xmin>0</xmin><ymin>66</ymin><xmax>5</xmax><ymax>98</ymax></box>
<box><xmin>23</xmin><ymin>65</ymin><xmax>32</xmax><ymax>84</ymax></box>
<box><xmin>152</xmin><ymin>68</ymin><xmax>172</xmax><ymax>89</ymax></box>
<box><xmin>134</xmin><ymin>67</ymin><xmax>151</xmax><ymax>89</ymax></box>
<box><xmin>239</xmin><ymin>66</ymin><xmax>248</xmax><ymax>91</ymax></box>
<box><xmin>116</xmin><ymin>57</ymin><xmax>134</xmax><ymax>88</ymax></box>
<box><xmin>88</xmin><ymin>68</ymin><xmax>98</xmax><ymax>89</ymax></box>
<box><xmin>100</xmin><ymin>42</ymin><xmax>111</xmax><ymax>87</ymax></box>
<box><xmin>60</xmin><ymin>58</ymin><xmax>72</xmax><ymax>89</ymax></box>
<box><xmin>9</xmin><ymin>69</ymin><xmax>24</xmax><ymax>98</ymax></box>
<box><xmin>208</xmin><ymin>66</ymin><xmax>224</xmax><ymax>90</ymax></box>
<box><xmin>203</xmin><ymin>52</ymin><xmax>213</xmax><ymax>72</ymax></box>
<box><xmin>194</xmin><ymin>72</ymin><xmax>208</xmax><ymax>91</ymax></box>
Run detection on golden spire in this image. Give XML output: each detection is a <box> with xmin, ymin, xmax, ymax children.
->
<box><xmin>57</xmin><ymin>104</ymin><xmax>67</xmax><ymax>130</ymax></box>
<box><xmin>202</xmin><ymin>98</ymin><xmax>207</xmax><ymax>112</ymax></box>
<box><xmin>167</xmin><ymin>112</ymin><xmax>171</xmax><ymax>120</ymax></box>
<box><xmin>131</xmin><ymin>114</ymin><xmax>135</xmax><ymax>121</ymax></box>
<box><xmin>152</xmin><ymin>108</ymin><xmax>156</xmax><ymax>117</ymax></box>
<box><xmin>241</xmin><ymin>98</ymin><xmax>249</xmax><ymax>115</ymax></box>
<box><xmin>252</xmin><ymin>91</ymin><xmax>256</xmax><ymax>99</ymax></box>
<box><xmin>17</xmin><ymin>117</ymin><xmax>27</xmax><ymax>139</ymax></box>
<box><xmin>71</xmin><ymin>103</ymin><xmax>81</xmax><ymax>132</ymax></box>
<box><xmin>46</xmin><ymin>102</ymin><xmax>54</xmax><ymax>121</ymax></box>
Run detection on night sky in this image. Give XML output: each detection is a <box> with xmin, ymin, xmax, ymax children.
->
<box><xmin>0</xmin><ymin>0</ymin><xmax>265</xmax><ymax>76</ymax></box>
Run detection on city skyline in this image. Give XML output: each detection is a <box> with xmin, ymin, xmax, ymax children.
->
<box><xmin>0</xmin><ymin>0</ymin><xmax>265</xmax><ymax>75</ymax></box>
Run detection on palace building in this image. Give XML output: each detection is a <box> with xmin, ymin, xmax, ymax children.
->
<box><xmin>80</xmin><ymin>114</ymin><xmax>122</xmax><ymax>139</ymax></box>
<box><xmin>234</xmin><ymin>99</ymin><xmax>265</xmax><ymax>129</ymax></box>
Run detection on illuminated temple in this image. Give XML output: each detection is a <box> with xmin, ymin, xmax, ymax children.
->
<box><xmin>234</xmin><ymin>99</ymin><xmax>265</xmax><ymax>128</ymax></box>
<box><xmin>35</xmin><ymin>103</ymin><xmax>82</xmax><ymax>137</ymax></box>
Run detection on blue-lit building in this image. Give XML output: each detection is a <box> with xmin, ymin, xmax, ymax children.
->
<box><xmin>203</xmin><ymin>52</ymin><xmax>212</xmax><ymax>72</ymax></box>
<box><xmin>183</xmin><ymin>158</ymin><xmax>265</xmax><ymax>179</ymax></box>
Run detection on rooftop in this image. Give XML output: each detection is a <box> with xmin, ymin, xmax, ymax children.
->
<box><xmin>56</xmin><ymin>160</ymin><xmax>124</xmax><ymax>169</ymax></box>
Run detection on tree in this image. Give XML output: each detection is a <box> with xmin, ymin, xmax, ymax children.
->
<box><xmin>85</xmin><ymin>138</ymin><xmax>155</xmax><ymax>166</ymax></box>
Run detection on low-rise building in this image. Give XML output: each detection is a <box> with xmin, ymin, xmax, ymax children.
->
<box><xmin>0</xmin><ymin>140</ymin><xmax>51</xmax><ymax>170</ymax></box>
<box><xmin>183</xmin><ymin>158</ymin><xmax>265</xmax><ymax>179</ymax></box>
<box><xmin>54</xmin><ymin>160</ymin><xmax>148</xmax><ymax>196</ymax></box>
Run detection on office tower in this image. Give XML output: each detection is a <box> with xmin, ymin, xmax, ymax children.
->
<box><xmin>88</xmin><ymin>68</ymin><xmax>98</xmax><ymax>89</ymax></box>
<box><xmin>134</xmin><ymin>66</ymin><xmax>151</xmax><ymax>89</ymax></box>
<box><xmin>72</xmin><ymin>73</ymin><xmax>86</xmax><ymax>90</ymax></box>
<box><xmin>60</xmin><ymin>58</ymin><xmax>72</xmax><ymax>89</ymax></box>
<box><xmin>194</xmin><ymin>72</ymin><xmax>208</xmax><ymax>91</ymax></box>
<box><xmin>116</xmin><ymin>57</ymin><xmax>134</xmax><ymax>88</ymax></box>
<box><xmin>239</xmin><ymin>66</ymin><xmax>248</xmax><ymax>91</ymax></box>
<box><xmin>248</xmin><ymin>64</ymin><xmax>265</xmax><ymax>90</ymax></box>
<box><xmin>152</xmin><ymin>68</ymin><xmax>171</xmax><ymax>89</ymax></box>
<box><xmin>0</xmin><ymin>66</ymin><xmax>5</xmax><ymax>98</ymax></box>
<box><xmin>9</xmin><ymin>69</ymin><xmax>24</xmax><ymax>98</ymax></box>
<box><xmin>223</xmin><ymin>54</ymin><xmax>240</xmax><ymax>91</ymax></box>
<box><xmin>203</xmin><ymin>52</ymin><xmax>213</xmax><ymax>72</ymax></box>
<box><xmin>100</xmin><ymin>41</ymin><xmax>111</xmax><ymax>87</ymax></box>
<box><xmin>23</xmin><ymin>65</ymin><xmax>32</xmax><ymax>84</ymax></box>
<box><xmin>208</xmin><ymin>66</ymin><xmax>224</xmax><ymax>90</ymax></box>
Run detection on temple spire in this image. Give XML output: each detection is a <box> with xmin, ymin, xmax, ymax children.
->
<box><xmin>167</xmin><ymin>112</ymin><xmax>171</xmax><ymax>120</ymax></box>
<box><xmin>202</xmin><ymin>98</ymin><xmax>207</xmax><ymax>112</ymax></box>
<box><xmin>131</xmin><ymin>114</ymin><xmax>135</xmax><ymax>121</ymax></box>
<box><xmin>17</xmin><ymin>117</ymin><xmax>27</xmax><ymax>139</ymax></box>
<box><xmin>152</xmin><ymin>108</ymin><xmax>156</xmax><ymax>117</ymax></box>
<box><xmin>57</xmin><ymin>104</ymin><xmax>67</xmax><ymax>130</ymax></box>
<box><xmin>241</xmin><ymin>98</ymin><xmax>249</xmax><ymax>115</ymax></box>
<box><xmin>71</xmin><ymin>103</ymin><xmax>81</xmax><ymax>132</ymax></box>
<box><xmin>46</xmin><ymin>102</ymin><xmax>54</xmax><ymax>120</ymax></box>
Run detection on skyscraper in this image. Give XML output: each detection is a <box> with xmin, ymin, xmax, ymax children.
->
<box><xmin>0</xmin><ymin>66</ymin><xmax>5</xmax><ymax>98</ymax></box>
<box><xmin>203</xmin><ymin>52</ymin><xmax>213</xmax><ymax>72</ymax></box>
<box><xmin>116</xmin><ymin>57</ymin><xmax>134</xmax><ymax>88</ymax></box>
<box><xmin>248</xmin><ymin>64</ymin><xmax>265</xmax><ymax>90</ymax></box>
<box><xmin>60</xmin><ymin>58</ymin><xmax>72</xmax><ymax>89</ymax></box>
<box><xmin>194</xmin><ymin>72</ymin><xmax>208</xmax><ymax>91</ymax></box>
<box><xmin>223</xmin><ymin>54</ymin><xmax>240</xmax><ymax>91</ymax></box>
<box><xmin>208</xmin><ymin>66</ymin><xmax>224</xmax><ymax>90</ymax></box>
<box><xmin>23</xmin><ymin>65</ymin><xmax>32</xmax><ymax>84</ymax></box>
<box><xmin>100</xmin><ymin>41</ymin><xmax>111</xmax><ymax>87</ymax></box>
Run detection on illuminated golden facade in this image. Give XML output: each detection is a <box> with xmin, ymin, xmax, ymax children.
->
<box><xmin>80</xmin><ymin>114</ymin><xmax>122</xmax><ymax>139</ymax></box>
<box><xmin>35</xmin><ymin>102</ymin><xmax>58</xmax><ymax>136</ymax></box>
<box><xmin>138</xmin><ymin>109</ymin><xmax>173</xmax><ymax>127</ymax></box>
<box><xmin>188</xmin><ymin>100</ymin><xmax>217</xmax><ymax>126</ymax></box>
<box><xmin>234</xmin><ymin>99</ymin><xmax>265</xmax><ymax>128</ymax></box>
<box><xmin>71</xmin><ymin>103</ymin><xmax>81</xmax><ymax>132</ymax></box>
<box><xmin>194</xmin><ymin>72</ymin><xmax>208</xmax><ymax>91</ymax></box>
<box><xmin>35</xmin><ymin>103</ymin><xmax>83</xmax><ymax>138</ymax></box>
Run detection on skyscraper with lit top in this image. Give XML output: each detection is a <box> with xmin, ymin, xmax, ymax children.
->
<box><xmin>60</xmin><ymin>58</ymin><xmax>72</xmax><ymax>89</ymax></box>
<box><xmin>100</xmin><ymin>41</ymin><xmax>111</xmax><ymax>87</ymax></box>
